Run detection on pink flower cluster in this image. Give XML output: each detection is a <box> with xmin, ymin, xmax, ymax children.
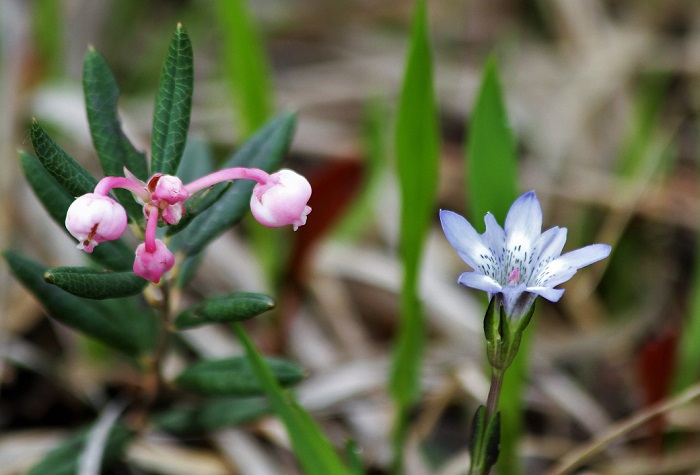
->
<box><xmin>65</xmin><ymin>167</ymin><xmax>312</xmax><ymax>283</ymax></box>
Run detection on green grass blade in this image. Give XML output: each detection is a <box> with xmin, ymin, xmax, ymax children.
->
<box><xmin>389</xmin><ymin>0</ymin><xmax>440</xmax><ymax>470</ymax></box>
<box><xmin>466</xmin><ymin>57</ymin><xmax>521</xmax><ymax>474</ymax></box>
<box><xmin>233</xmin><ymin>324</ymin><xmax>352</xmax><ymax>475</ymax></box>
<box><xmin>214</xmin><ymin>0</ymin><xmax>274</xmax><ymax>138</ymax></box>
<box><xmin>151</xmin><ymin>24</ymin><xmax>193</xmax><ymax>175</ymax></box>
<box><xmin>467</xmin><ymin>57</ymin><xmax>518</xmax><ymax>228</ymax></box>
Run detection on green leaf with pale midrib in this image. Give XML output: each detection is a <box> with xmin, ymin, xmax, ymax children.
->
<box><xmin>151</xmin><ymin>24</ymin><xmax>193</xmax><ymax>176</ymax></box>
<box><xmin>175</xmin><ymin>356</ymin><xmax>304</xmax><ymax>396</ymax></box>
<box><xmin>30</xmin><ymin>120</ymin><xmax>97</xmax><ymax>198</ymax></box>
<box><xmin>174</xmin><ymin>112</ymin><xmax>296</xmax><ymax>257</ymax></box>
<box><xmin>153</xmin><ymin>398</ymin><xmax>271</xmax><ymax>434</ymax></box>
<box><xmin>83</xmin><ymin>47</ymin><xmax>148</xmax><ymax>221</ymax></box>
<box><xmin>5</xmin><ymin>251</ymin><xmax>152</xmax><ymax>356</ymax></box>
<box><xmin>19</xmin><ymin>151</ymin><xmax>133</xmax><ymax>271</ymax></box>
<box><xmin>215</xmin><ymin>0</ymin><xmax>274</xmax><ymax>138</ymax></box>
<box><xmin>44</xmin><ymin>267</ymin><xmax>146</xmax><ymax>300</ymax></box>
<box><xmin>174</xmin><ymin>292</ymin><xmax>275</xmax><ymax>329</ymax></box>
<box><xmin>233</xmin><ymin>324</ymin><xmax>352</xmax><ymax>475</ymax></box>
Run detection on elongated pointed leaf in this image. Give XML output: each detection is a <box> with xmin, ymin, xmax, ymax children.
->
<box><xmin>466</xmin><ymin>57</ymin><xmax>518</xmax><ymax>228</ymax></box>
<box><xmin>83</xmin><ymin>47</ymin><xmax>148</xmax><ymax>221</ymax></box>
<box><xmin>175</xmin><ymin>112</ymin><xmax>295</xmax><ymax>257</ymax></box>
<box><xmin>215</xmin><ymin>0</ymin><xmax>274</xmax><ymax>138</ymax></box>
<box><xmin>233</xmin><ymin>324</ymin><xmax>352</xmax><ymax>475</ymax></box>
<box><xmin>390</xmin><ymin>0</ymin><xmax>439</xmax><ymax>433</ymax></box>
<box><xmin>151</xmin><ymin>24</ymin><xmax>193</xmax><ymax>175</ymax></box>
<box><xmin>28</xmin><ymin>424</ymin><xmax>133</xmax><ymax>475</ymax></box>
<box><xmin>20</xmin><ymin>151</ymin><xmax>134</xmax><ymax>271</ymax></box>
<box><xmin>30</xmin><ymin>120</ymin><xmax>97</xmax><ymax>197</ymax></box>
<box><xmin>176</xmin><ymin>356</ymin><xmax>304</xmax><ymax>396</ymax></box>
<box><xmin>154</xmin><ymin>398</ymin><xmax>270</xmax><ymax>434</ymax></box>
<box><xmin>5</xmin><ymin>251</ymin><xmax>153</xmax><ymax>356</ymax></box>
<box><xmin>175</xmin><ymin>292</ymin><xmax>275</xmax><ymax>330</ymax></box>
<box><xmin>44</xmin><ymin>267</ymin><xmax>147</xmax><ymax>300</ymax></box>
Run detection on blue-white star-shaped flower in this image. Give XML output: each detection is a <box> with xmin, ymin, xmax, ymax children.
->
<box><xmin>440</xmin><ymin>191</ymin><xmax>611</xmax><ymax>321</ymax></box>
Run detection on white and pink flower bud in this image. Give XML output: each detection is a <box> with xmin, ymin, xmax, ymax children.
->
<box><xmin>249</xmin><ymin>169</ymin><xmax>312</xmax><ymax>231</ymax></box>
<box><xmin>65</xmin><ymin>193</ymin><xmax>128</xmax><ymax>253</ymax></box>
<box><xmin>161</xmin><ymin>202</ymin><xmax>185</xmax><ymax>225</ymax></box>
<box><xmin>150</xmin><ymin>174</ymin><xmax>189</xmax><ymax>206</ymax></box>
<box><xmin>133</xmin><ymin>239</ymin><xmax>175</xmax><ymax>283</ymax></box>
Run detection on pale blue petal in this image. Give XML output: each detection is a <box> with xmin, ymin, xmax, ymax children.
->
<box><xmin>526</xmin><ymin>227</ymin><xmax>567</xmax><ymax>282</ymax></box>
<box><xmin>504</xmin><ymin>191</ymin><xmax>542</xmax><ymax>249</ymax></box>
<box><xmin>457</xmin><ymin>272</ymin><xmax>502</xmax><ymax>294</ymax></box>
<box><xmin>483</xmin><ymin>212</ymin><xmax>506</xmax><ymax>264</ymax></box>
<box><xmin>536</xmin><ymin>243</ymin><xmax>611</xmax><ymax>288</ymax></box>
<box><xmin>526</xmin><ymin>285</ymin><xmax>565</xmax><ymax>302</ymax></box>
<box><xmin>501</xmin><ymin>284</ymin><xmax>537</xmax><ymax>322</ymax></box>
<box><xmin>440</xmin><ymin>210</ymin><xmax>495</xmax><ymax>274</ymax></box>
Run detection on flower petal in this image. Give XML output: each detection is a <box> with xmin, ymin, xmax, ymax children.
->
<box><xmin>440</xmin><ymin>210</ymin><xmax>495</xmax><ymax>274</ymax></box>
<box><xmin>483</xmin><ymin>212</ymin><xmax>506</xmax><ymax>265</ymax></box>
<box><xmin>504</xmin><ymin>191</ymin><xmax>542</xmax><ymax>249</ymax></box>
<box><xmin>526</xmin><ymin>285</ymin><xmax>565</xmax><ymax>302</ymax></box>
<box><xmin>536</xmin><ymin>243</ymin><xmax>611</xmax><ymax>288</ymax></box>
<box><xmin>457</xmin><ymin>272</ymin><xmax>502</xmax><ymax>294</ymax></box>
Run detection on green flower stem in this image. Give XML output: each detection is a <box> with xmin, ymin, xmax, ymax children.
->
<box><xmin>486</xmin><ymin>368</ymin><xmax>505</xmax><ymax>419</ymax></box>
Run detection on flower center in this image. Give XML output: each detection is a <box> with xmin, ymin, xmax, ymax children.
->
<box><xmin>507</xmin><ymin>267</ymin><xmax>521</xmax><ymax>285</ymax></box>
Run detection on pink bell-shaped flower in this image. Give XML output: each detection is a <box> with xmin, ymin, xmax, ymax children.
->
<box><xmin>65</xmin><ymin>193</ymin><xmax>128</xmax><ymax>253</ymax></box>
<box><xmin>150</xmin><ymin>174</ymin><xmax>189</xmax><ymax>206</ymax></box>
<box><xmin>249</xmin><ymin>169</ymin><xmax>312</xmax><ymax>231</ymax></box>
<box><xmin>133</xmin><ymin>239</ymin><xmax>175</xmax><ymax>283</ymax></box>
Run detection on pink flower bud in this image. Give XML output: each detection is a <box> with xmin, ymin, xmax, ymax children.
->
<box><xmin>150</xmin><ymin>174</ymin><xmax>189</xmax><ymax>206</ymax></box>
<box><xmin>250</xmin><ymin>169</ymin><xmax>312</xmax><ymax>231</ymax></box>
<box><xmin>65</xmin><ymin>193</ymin><xmax>128</xmax><ymax>253</ymax></box>
<box><xmin>133</xmin><ymin>239</ymin><xmax>175</xmax><ymax>283</ymax></box>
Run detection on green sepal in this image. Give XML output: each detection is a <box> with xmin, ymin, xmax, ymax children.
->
<box><xmin>175</xmin><ymin>292</ymin><xmax>275</xmax><ymax>330</ymax></box>
<box><xmin>19</xmin><ymin>151</ymin><xmax>134</xmax><ymax>271</ymax></box>
<box><xmin>175</xmin><ymin>112</ymin><xmax>296</xmax><ymax>257</ymax></box>
<box><xmin>30</xmin><ymin>120</ymin><xmax>97</xmax><ymax>198</ymax></box>
<box><xmin>150</xmin><ymin>24</ymin><xmax>193</xmax><ymax>176</ymax></box>
<box><xmin>153</xmin><ymin>397</ymin><xmax>270</xmax><ymax>434</ymax></box>
<box><xmin>27</xmin><ymin>424</ymin><xmax>133</xmax><ymax>475</ymax></box>
<box><xmin>484</xmin><ymin>296</ymin><xmax>535</xmax><ymax>371</ymax></box>
<box><xmin>82</xmin><ymin>47</ymin><xmax>148</xmax><ymax>221</ymax></box>
<box><xmin>5</xmin><ymin>251</ymin><xmax>155</xmax><ymax>356</ymax></box>
<box><xmin>44</xmin><ymin>267</ymin><xmax>147</xmax><ymax>300</ymax></box>
<box><xmin>175</xmin><ymin>356</ymin><xmax>305</xmax><ymax>396</ymax></box>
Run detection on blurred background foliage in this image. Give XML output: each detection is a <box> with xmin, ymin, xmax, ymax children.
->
<box><xmin>3</xmin><ymin>0</ymin><xmax>700</xmax><ymax>473</ymax></box>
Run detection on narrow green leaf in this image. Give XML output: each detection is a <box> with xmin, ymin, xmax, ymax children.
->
<box><xmin>466</xmin><ymin>57</ymin><xmax>518</xmax><ymax>228</ymax></box>
<box><xmin>233</xmin><ymin>324</ymin><xmax>352</xmax><ymax>475</ymax></box>
<box><xmin>30</xmin><ymin>120</ymin><xmax>98</xmax><ymax>198</ymax></box>
<box><xmin>466</xmin><ymin>57</ymin><xmax>522</xmax><ymax>475</ymax></box>
<box><xmin>44</xmin><ymin>267</ymin><xmax>146</xmax><ymax>300</ymax></box>
<box><xmin>215</xmin><ymin>0</ymin><xmax>274</xmax><ymax>138</ymax></box>
<box><xmin>175</xmin><ymin>292</ymin><xmax>275</xmax><ymax>330</ymax></box>
<box><xmin>19</xmin><ymin>151</ymin><xmax>134</xmax><ymax>271</ymax></box>
<box><xmin>345</xmin><ymin>440</ymin><xmax>366</xmax><ymax>475</ymax></box>
<box><xmin>175</xmin><ymin>356</ymin><xmax>304</xmax><ymax>396</ymax></box>
<box><xmin>153</xmin><ymin>398</ymin><xmax>270</xmax><ymax>434</ymax></box>
<box><xmin>176</xmin><ymin>112</ymin><xmax>296</xmax><ymax>257</ymax></box>
<box><xmin>151</xmin><ymin>24</ymin><xmax>193</xmax><ymax>175</ymax></box>
<box><xmin>83</xmin><ymin>47</ymin><xmax>148</xmax><ymax>221</ymax></box>
<box><xmin>27</xmin><ymin>424</ymin><xmax>133</xmax><ymax>475</ymax></box>
<box><xmin>390</xmin><ymin>0</ymin><xmax>439</xmax><ymax>405</ymax></box>
<box><xmin>5</xmin><ymin>251</ymin><xmax>152</xmax><ymax>356</ymax></box>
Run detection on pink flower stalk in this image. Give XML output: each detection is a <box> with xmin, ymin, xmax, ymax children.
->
<box><xmin>65</xmin><ymin>193</ymin><xmax>128</xmax><ymax>253</ymax></box>
<box><xmin>249</xmin><ymin>169</ymin><xmax>312</xmax><ymax>230</ymax></box>
<box><xmin>133</xmin><ymin>239</ymin><xmax>175</xmax><ymax>283</ymax></box>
